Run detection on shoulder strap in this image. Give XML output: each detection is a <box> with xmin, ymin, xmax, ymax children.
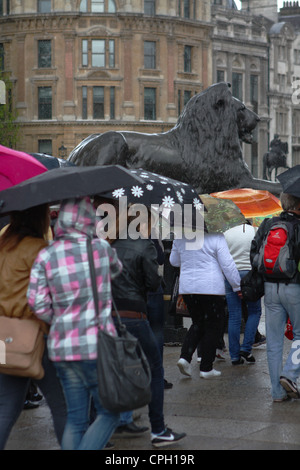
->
<box><xmin>86</xmin><ymin>237</ymin><xmax>123</xmax><ymax>328</ymax></box>
<box><xmin>87</xmin><ymin>237</ymin><xmax>99</xmax><ymax>316</ymax></box>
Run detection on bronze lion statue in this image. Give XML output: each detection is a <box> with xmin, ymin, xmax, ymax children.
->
<box><xmin>68</xmin><ymin>82</ymin><xmax>281</xmax><ymax>195</ymax></box>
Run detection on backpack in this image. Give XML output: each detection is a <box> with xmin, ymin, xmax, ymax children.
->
<box><xmin>252</xmin><ymin>216</ymin><xmax>300</xmax><ymax>281</ymax></box>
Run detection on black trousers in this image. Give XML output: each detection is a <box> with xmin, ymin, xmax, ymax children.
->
<box><xmin>181</xmin><ymin>294</ymin><xmax>226</xmax><ymax>372</ymax></box>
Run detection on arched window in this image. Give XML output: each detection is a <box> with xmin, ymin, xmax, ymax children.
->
<box><xmin>80</xmin><ymin>0</ymin><xmax>116</xmax><ymax>13</ymax></box>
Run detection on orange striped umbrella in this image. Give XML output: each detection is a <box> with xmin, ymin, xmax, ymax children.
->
<box><xmin>210</xmin><ymin>188</ymin><xmax>282</xmax><ymax>226</ymax></box>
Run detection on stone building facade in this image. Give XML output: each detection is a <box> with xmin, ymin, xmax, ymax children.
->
<box><xmin>211</xmin><ymin>0</ymin><xmax>271</xmax><ymax>178</ymax></box>
<box><xmin>236</xmin><ymin>0</ymin><xmax>300</xmax><ymax>170</ymax></box>
<box><xmin>279</xmin><ymin>1</ymin><xmax>300</xmax><ymax>167</ymax></box>
<box><xmin>0</xmin><ymin>0</ymin><xmax>212</xmax><ymax>158</ymax></box>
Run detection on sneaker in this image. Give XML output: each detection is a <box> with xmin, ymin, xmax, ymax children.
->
<box><xmin>200</xmin><ymin>369</ymin><xmax>221</xmax><ymax>379</ymax></box>
<box><xmin>273</xmin><ymin>396</ymin><xmax>289</xmax><ymax>403</ymax></box>
<box><xmin>23</xmin><ymin>400</ymin><xmax>39</xmax><ymax>410</ymax></box>
<box><xmin>151</xmin><ymin>427</ymin><xmax>186</xmax><ymax>448</ymax></box>
<box><xmin>113</xmin><ymin>422</ymin><xmax>149</xmax><ymax>438</ymax></box>
<box><xmin>104</xmin><ymin>441</ymin><xmax>115</xmax><ymax>449</ymax></box>
<box><xmin>252</xmin><ymin>335</ymin><xmax>266</xmax><ymax>347</ymax></box>
<box><xmin>232</xmin><ymin>357</ymin><xmax>244</xmax><ymax>366</ymax></box>
<box><xmin>216</xmin><ymin>349</ymin><xmax>226</xmax><ymax>361</ymax></box>
<box><xmin>280</xmin><ymin>376</ymin><xmax>300</xmax><ymax>399</ymax></box>
<box><xmin>240</xmin><ymin>351</ymin><xmax>256</xmax><ymax>364</ymax></box>
<box><xmin>27</xmin><ymin>392</ymin><xmax>43</xmax><ymax>402</ymax></box>
<box><xmin>177</xmin><ymin>358</ymin><xmax>192</xmax><ymax>377</ymax></box>
<box><xmin>164</xmin><ymin>379</ymin><xmax>173</xmax><ymax>389</ymax></box>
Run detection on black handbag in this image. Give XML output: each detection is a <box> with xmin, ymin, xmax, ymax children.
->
<box><xmin>241</xmin><ymin>269</ymin><xmax>264</xmax><ymax>302</ymax></box>
<box><xmin>168</xmin><ymin>269</ymin><xmax>179</xmax><ymax>315</ymax></box>
<box><xmin>87</xmin><ymin>238</ymin><xmax>152</xmax><ymax>413</ymax></box>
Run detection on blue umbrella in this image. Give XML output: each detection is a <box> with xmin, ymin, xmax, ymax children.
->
<box><xmin>30</xmin><ymin>153</ymin><xmax>75</xmax><ymax>169</ymax></box>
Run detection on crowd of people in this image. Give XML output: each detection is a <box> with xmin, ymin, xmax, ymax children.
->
<box><xmin>173</xmin><ymin>192</ymin><xmax>300</xmax><ymax>404</ymax></box>
<box><xmin>0</xmin><ymin>189</ymin><xmax>299</xmax><ymax>450</ymax></box>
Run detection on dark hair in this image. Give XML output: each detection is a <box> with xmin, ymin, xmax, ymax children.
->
<box><xmin>0</xmin><ymin>204</ymin><xmax>50</xmax><ymax>251</ymax></box>
<box><xmin>280</xmin><ymin>193</ymin><xmax>300</xmax><ymax>212</ymax></box>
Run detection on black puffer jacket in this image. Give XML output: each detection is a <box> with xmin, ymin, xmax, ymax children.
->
<box><xmin>111</xmin><ymin>237</ymin><xmax>162</xmax><ymax>313</ymax></box>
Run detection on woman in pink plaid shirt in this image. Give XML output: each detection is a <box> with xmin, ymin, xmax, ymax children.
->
<box><xmin>27</xmin><ymin>196</ymin><xmax>122</xmax><ymax>450</ymax></box>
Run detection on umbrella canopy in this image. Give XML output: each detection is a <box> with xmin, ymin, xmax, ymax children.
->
<box><xmin>210</xmin><ymin>188</ymin><xmax>282</xmax><ymax>224</ymax></box>
<box><xmin>0</xmin><ymin>165</ymin><xmax>144</xmax><ymax>215</ymax></box>
<box><xmin>100</xmin><ymin>168</ymin><xmax>205</xmax><ymax>232</ymax></box>
<box><xmin>200</xmin><ymin>194</ymin><xmax>247</xmax><ymax>233</ymax></box>
<box><xmin>100</xmin><ymin>168</ymin><xmax>204</xmax><ymax>210</ymax></box>
<box><xmin>0</xmin><ymin>145</ymin><xmax>48</xmax><ymax>190</ymax></box>
<box><xmin>30</xmin><ymin>153</ymin><xmax>76</xmax><ymax>169</ymax></box>
<box><xmin>277</xmin><ymin>165</ymin><xmax>300</xmax><ymax>198</ymax></box>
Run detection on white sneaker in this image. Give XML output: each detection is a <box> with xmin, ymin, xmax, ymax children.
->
<box><xmin>216</xmin><ymin>349</ymin><xmax>226</xmax><ymax>361</ymax></box>
<box><xmin>200</xmin><ymin>369</ymin><xmax>221</xmax><ymax>379</ymax></box>
<box><xmin>151</xmin><ymin>428</ymin><xmax>186</xmax><ymax>448</ymax></box>
<box><xmin>177</xmin><ymin>358</ymin><xmax>192</xmax><ymax>377</ymax></box>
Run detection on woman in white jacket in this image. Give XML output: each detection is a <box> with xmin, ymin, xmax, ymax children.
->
<box><xmin>170</xmin><ymin>233</ymin><xmax>241</xmax><ymax>378</ymax></box>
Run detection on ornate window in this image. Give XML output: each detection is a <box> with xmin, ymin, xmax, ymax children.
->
<box><xmin>38</xmin><ymin>40</ymin><xmax>52</xmax><ymax>68</ymax></box>
<box><xmin>82</xmin><ymin>86</ymin><xmax>87</xmax><ymax>119</ymax></box>
<box><xmin>216</xmin><ymin>70</ymin><xmax>225</xmax><ymax>83</ymax></box>
<box><xmin>81</xmin><ymin>85</ymin><xmax>116</xmax><ymax>120</ymax></box>
<box><xmin>81</xmin><ymin>39</ymin><xmax>115</xmax><ymax>68</ymax></box>
<box><xmin>250</xmin><ymin>74</ymin><xmax>258</xmax><ymax>113</ymax></box>
<box><xmin>276</xmin><ymin>111</ymin><xmax>287</xmax><ymax>135</ymax></box>
<box><xmin>184</xmin><ymin>46</ymin><xmax>192</xmax><ymax>73</ymax></box>
<box><xmin>0</xmin><ymin>1</ymin><xmax>11</xmax><ymax>16</ymax></box>
<box><xmin>38</xmin><ymin>139</ymin><xmax>52</xmax><ymax>155</ymax></box>
<box><xmin>144</xmin><ymin>0</ymin><xmax>155</xmax><ymax>15</ymax></box>
<box><xmin>93</xmin><ymin>86</ymin><xmax>104</xmax><ymax>119</ymax></box>
<box><xmin>178</xmin><ymin>0</ymin><xmax>196</xmax><ymax>19</ymax></box>
<box><xmin>144</xmin><ymin>87</ymin><xmax>156</xmax><ymax>120</ymax></box>
<box><xmin>110</xmin><ymin>86</ymin><xmax>115</xmax><ymax>119</ymax></box>
<box><xmin>232</xmin><ymin>72</ymin><xmax>243</xmax><ymax>101</ymax></box>
<box><xmin>38</xmin><ymin>0</ymin><xmax>51</xmax><ymax>13</ymax></box>
<box><xmin>79</xmin><ymin>0</ymin><xmax>116</xmax><ymax>12</ymax></box>
<box><xmin>38</xmin><ymin>87</ymin><xmax>52</xmax><ymax>119</ymax></box>
<box><xmin>144</xmin><ymin>41</ymin><xmax>156</xmax><ymax>69</ymax></box>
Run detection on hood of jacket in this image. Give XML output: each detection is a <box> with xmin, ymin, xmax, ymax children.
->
<box><xmin>54</xmin><ymin>196</ymin><xmax>96</xmax><ymax>240</ymax></box>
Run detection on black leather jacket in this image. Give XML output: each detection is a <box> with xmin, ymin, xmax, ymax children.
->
<box><xmin>111</xmin><ymin>237</ymin><xmax>162</xmax><ymax>312</ymax></box>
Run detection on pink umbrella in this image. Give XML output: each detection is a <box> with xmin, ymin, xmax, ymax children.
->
<box><xmin>0</xmin><ymin>145</ymin><xmax>48</xmax><ymax>190</ymax></box>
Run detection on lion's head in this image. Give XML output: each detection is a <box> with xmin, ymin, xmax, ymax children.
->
<box><xmin>233</xmin><ymin>97</ymin><xmax>260</xmax><ymax>144</ymax></box>
<box><xmin>172</xmin><ymin>82</ymin><xmax>260</xmax><ymax>192</ymax></box>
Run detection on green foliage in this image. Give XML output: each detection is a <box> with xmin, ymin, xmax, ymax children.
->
<box><xmin>0</xmin><ymin>72</ymin><xmax>20</xmax><ymax>148</ymax></box>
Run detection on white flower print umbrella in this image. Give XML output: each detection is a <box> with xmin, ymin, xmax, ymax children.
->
<box><xmin>101</xmin><ymin>168</ymin><xmax>205</xmax><ymax>211</ymax></box>
<box><xmin>100</xmin><ymin>168</ymin><xmax>207</xmax><ymax>230</ymax></box>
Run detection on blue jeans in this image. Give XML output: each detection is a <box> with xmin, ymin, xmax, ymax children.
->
<box><xmin>119</xmin><ymin>292</ymin><xmax>165</xmax><ymax>429</ymax></box>
<box><xmin>54</xmin><ymin>360</ymin><xmax>120</xmax><ymax>450</ymax></box>
<box><xmin>264</xmin><ymin>282</ymin><xmax>300</xmax><ymax>400</ymax></box>
<box><xmin>116</xmin><ymin>317</ymin><xmax>165</xmax><ymax>434</ymax></box>
<box><xmin>225</xmin><ymin>270</ymin><xmax>262</xmax><ymax>361</ymax></box>
<box><xmin>0</xmin><ymin>343</ymin><xmax>67</xmax><ymax>450</ymax></box>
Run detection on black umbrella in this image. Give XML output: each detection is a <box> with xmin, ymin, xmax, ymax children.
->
<box><xmin>100</xmin><ymin>168</ymin><xmax>206</xmax><ymax>231</ymax></box>
<box><xmin>30</xmin><ymin>153</ymin><xmax>75</xmax><ymax>169</ymax></box>
<box><xmin>101</xmin><ymin>168</ymin><xmax>204</xmax><ymax>209</ymax></box>
<box><xmin>0</xmin><ymin>165</ymin><xmax>144</xmax><ymax>215</ymax></box>
<box><xmin>277</xmin><ymin>165</ymin><xmax>300</xmax><ymax>198</ymax></box>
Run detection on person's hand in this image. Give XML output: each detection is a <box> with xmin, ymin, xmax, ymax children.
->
<box><xmin>237</xmin><ymin>290</ymin><xmax>243</xmax><ymax>299</ymax></box>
